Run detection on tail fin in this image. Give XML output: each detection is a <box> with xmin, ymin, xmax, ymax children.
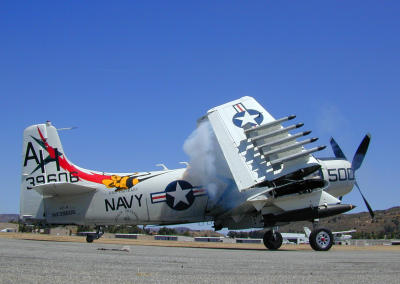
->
<box><xmin>20</xmin><ymin>122</ymin><xmax>150</xmax><ymax>222</ymax></box>
<box><xmin>20</xmin><ymin>121</ymin><xmax>92</xmax><ymax>221</ymax></box>
<box><xmin>22</xmin><ymin>122</ymin><xmax>66</xmax><ymax>180</ymax></box>
<box><xmin>21</xmin><ymin>121</ymin><xmax>63</xmax><ymax>221</ymax></box>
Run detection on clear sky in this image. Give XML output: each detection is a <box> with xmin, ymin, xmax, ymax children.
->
<box><xmin>1</xmin><ymin>1</ymin><xmax>399</xmax><ymax>220</ymax></box>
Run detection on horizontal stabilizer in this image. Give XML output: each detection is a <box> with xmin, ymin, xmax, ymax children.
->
<box><xmin>33</xmin><ymin>183</ymin><xmax>96</xmax><ymax>197</ymax></box>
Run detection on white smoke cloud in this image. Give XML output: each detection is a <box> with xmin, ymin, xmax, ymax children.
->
<box><xmin>182</xmin><ymin>121</ymin><xmax>228</xmax><ymax>200</ymax></box>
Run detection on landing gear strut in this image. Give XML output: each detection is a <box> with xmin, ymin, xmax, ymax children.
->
<box><xmin>309</xmin><ymin>227</ymin><xmax>333</xmax><ymax>251</ymax></box>
<box><xmin>86</xmin><ymin>226</ymin><xmax>104</xmax><ymax>243</ymax></box>
<box><xmin>263</xmin><ymin>230</ymin><xmax>283</xmax><ymax>250</ymax></box>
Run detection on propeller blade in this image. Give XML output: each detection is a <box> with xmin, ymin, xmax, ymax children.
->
<box><xmin>329</xmin><ymin>137</ymin><xmax>347</xmax><ymax>160</ymax></box>
<box><xmin>355</xmin><ymin>181</ymin><xmax>374</xmax><ymax>219</ymax></box>
<box><xmin>352</xmin><ymin>133</ymin><xmax>371</xmax><ymax>171</ymax></box>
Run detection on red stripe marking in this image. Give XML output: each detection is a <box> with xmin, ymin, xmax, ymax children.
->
<box><xmin>236</xmin><ymin>104</ymin><xmax>244</xmax><ymax>112</ymax></box>
<box><xmin>37</xmin><ymin>127</ymin><xmax>110</xmax><ymax>184</ymax></box>
<box><xmin>152</xmin><ymin>195</ymin><xmax>166</xmax><ymax>200</ymax></box>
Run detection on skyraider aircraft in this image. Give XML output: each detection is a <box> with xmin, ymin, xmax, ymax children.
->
<box><xmin>20</xmin><ymin>97</ymin><xmax>373</xmax><ymax>251</ymax></box>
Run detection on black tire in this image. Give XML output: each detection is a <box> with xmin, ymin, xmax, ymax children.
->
<box><xmin>309</xmin><ymin>227</ymin><xmax>333</xmax><ymax>251</ymax></box>
<box><xmin>86</xmin><ymin>235</ymin><xmax>94</xmax><ymax>243</ymax></box>
<box><xmin>263</xmin><ymin>231</ymin><xmax>283</xmax><ymax>250</ymax></box>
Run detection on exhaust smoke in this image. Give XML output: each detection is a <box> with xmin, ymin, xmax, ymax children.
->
<box><xmin>182</xmin><ymin>120</ymin><xmax>230</xmax><ymax>200</ymax></box>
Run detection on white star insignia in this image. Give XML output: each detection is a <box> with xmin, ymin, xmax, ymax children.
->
<box><xmin>236</xmin><ymin>111</ymin><xmax>259</xmax><ymax>127</ymax></box>
<box><xmin>167</xmin><ymin>182</ymin><xmax>190</xmax><ymax>207</ymax></box>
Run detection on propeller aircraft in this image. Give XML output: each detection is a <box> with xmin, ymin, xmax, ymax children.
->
<box><xmin>20</xmin><ymin>97</ymin><xmax>372</xmax><ymax>251</ymax></box>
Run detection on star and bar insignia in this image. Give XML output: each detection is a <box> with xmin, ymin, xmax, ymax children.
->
<box><xmin>151</xmin><ymin>180</ymin><xmax>207</xmax><ymax>211</ymax></box>
<box><xmin>232</xmin><ymin>102</ymin><xmax>264</xmax><ymax>128</ymax></box>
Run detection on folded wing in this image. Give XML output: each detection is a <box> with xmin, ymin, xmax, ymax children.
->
<box><xmin>205</xmin><ymin>96</ymin><xmax>326</xmax><ymax>191</ymax></box>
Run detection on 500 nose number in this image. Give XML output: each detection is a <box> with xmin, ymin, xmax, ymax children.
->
<box><xmin>328</xmin><ymin>168</ymin><xmax>355</xmax><ymax>182</ymax></box>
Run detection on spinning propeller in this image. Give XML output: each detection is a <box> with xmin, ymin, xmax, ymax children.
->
<box><xmin>330</xmin><ymin>134</ymin><xmax>374</xmax><ymax>218</ymax></box>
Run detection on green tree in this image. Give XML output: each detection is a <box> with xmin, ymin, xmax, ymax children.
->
<box><xmin>77</xmin><ymin>225</ymin><xmax>92</xmax><ymax>232</ymax></box>
<box><xmin>158</xmin><ymin>227</ymin><xmax>177</xmax><ymax>235</ymax></box>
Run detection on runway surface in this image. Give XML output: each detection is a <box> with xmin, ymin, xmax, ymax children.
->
<box><xmin>0</xmin><ymin>238</ymin><xmax>399</xmax><ymax>283</ymax></box>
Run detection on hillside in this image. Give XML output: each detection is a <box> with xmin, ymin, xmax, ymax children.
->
<box><xmin>0</xmin><ymin>214</ymin><xmax>19</xmax><ymax>223</ymax></box>
<box><xmin>280</xmin><ymin>206</ymin><xmax>400</xmax><ymax>238</ymax></box>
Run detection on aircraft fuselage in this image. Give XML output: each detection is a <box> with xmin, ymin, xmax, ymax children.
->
<box><xmin>43</xmin><ymin>168</ymin><xmax>211</xmax><ymax>226</ymax></box>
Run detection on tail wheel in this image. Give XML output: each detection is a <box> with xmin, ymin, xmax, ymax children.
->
<box><xmin>86</xmin><ymin>235</ymin><xmax>94</xmax><ymax>243</ymax></box>
<box><xmin>263</xmin><ymin>231</ymin><xmax>283</xmax><ymax>250</ymax></box>
<box><xmin>309</xmin><ymin>227</ymin><xmax>333</xmax><ymax>251</ymax></box>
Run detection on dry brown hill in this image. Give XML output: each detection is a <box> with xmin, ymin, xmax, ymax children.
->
<box><xmin>0</xmin><ymin>214</ymin><xmax>18</xmax><ymax>223</ymax></box>
<box><xmin>280</xmin><ymin>206</ymin><xmax>400</xmax><ymax>238</ymax></box>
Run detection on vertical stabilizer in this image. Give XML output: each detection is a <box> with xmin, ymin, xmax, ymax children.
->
<box><xmin>20</xmin><ymin>121</ymin><xmax>80</xmax><ymax>221</ymax></box>
<box><xmin>21</xmin><ymin>121</ymin><xmax>64</xmax><ymax>221</ymax></box>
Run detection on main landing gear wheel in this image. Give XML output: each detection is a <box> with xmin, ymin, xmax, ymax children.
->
<box><xmin>263</xmin><ymin>231</ymin><xmax>283</xmax><ymax>250</ymax></box>
<box><xmin>309</xmin><ymin>227</ymin><xmax>333</xmax><ymax>251</ymax></box>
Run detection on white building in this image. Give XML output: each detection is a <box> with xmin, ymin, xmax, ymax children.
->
<box><xmin>281</xmin><ymin>233</ymin><xmax>308</xmax><ymax>244</ymax></box>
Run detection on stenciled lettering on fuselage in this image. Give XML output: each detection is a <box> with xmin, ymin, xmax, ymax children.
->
<box><xmin>150</xmin><ymin>180</ymin><xmax>207</xmax><ymax>211</ymax></box>
<box><xmin>105</xmin><ymin>194</ymin><xmax>143</xmax><ymax>212</ymax></box>
<box><xmin>232</xmin><ymin>102</ymin><xmax>264</xmax><ymax>128</ymax></box>
<box><xmin>51</xmin><ymin>209</ymin><xmax>76</xmax><ymax>218</ymax></box>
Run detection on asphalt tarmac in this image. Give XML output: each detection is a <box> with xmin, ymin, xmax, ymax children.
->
<box><xmin>0</xmin><ymin>238</ymin><xmax>399</xmax><ymax>283</ymax></box>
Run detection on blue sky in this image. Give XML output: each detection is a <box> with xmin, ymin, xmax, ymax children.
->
<box><xmin>1</xmin><ymin>1</ymin><xmax>399</xmax><ymax>220</ymax></box>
